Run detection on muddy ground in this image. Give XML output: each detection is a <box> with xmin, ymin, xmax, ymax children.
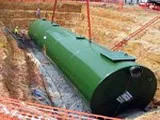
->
<box><xmin>0</xmin><ymin>1</ymin><xmax>160</xmax><ymax>119</ymax></box>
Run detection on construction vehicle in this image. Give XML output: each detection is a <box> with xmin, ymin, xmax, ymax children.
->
<box><xmin>139</xmin><ymin>0</ymin><xmax>160</xmax><ymax>11</ymax></box>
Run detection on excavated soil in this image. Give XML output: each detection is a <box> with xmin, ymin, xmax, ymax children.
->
<box><xmin>0</xmin><ymin>21</ymin><xmax>47</xmax><ymax>103</ymax></box>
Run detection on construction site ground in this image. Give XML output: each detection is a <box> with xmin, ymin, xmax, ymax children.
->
<box><xmin>0</xmin><ymin>1</ymin><xmax>160</xmax><ymax>119</ymax></box>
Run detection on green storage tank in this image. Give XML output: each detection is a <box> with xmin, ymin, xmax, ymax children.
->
<box><xmin>29</xmin><ymin>19</ymin><xmax>157</xmax><ymax>116</ymax></box>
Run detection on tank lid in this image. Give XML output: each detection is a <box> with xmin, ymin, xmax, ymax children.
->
<box><xmin>42</xmin><ymin>18</ymin><xmax>46</xmax><ymax>21</ymax></box>
<box><xmin>100</xmin><ymin>51</ymin><xmax>136</xmax><ymax>62</ymax></box>
<box><xmin>52</xmin><ymin>23</ymin><xmax>59</xmax><ymax>26</ymax></box>
<box><xmin>76</xmin><ymin>35</ymin><xmax>85</xmax><ymax>40</ymax></box>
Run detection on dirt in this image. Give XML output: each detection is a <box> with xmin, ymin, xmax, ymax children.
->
<box><xmin>133</xmin><ymin>109</ymin><xmax>160</xmax><ymax>120</ymax></box>
<box><xmin>0</xmin><ymin>22</ymin><xmax>47</xmax><ymax>103</ymax></box>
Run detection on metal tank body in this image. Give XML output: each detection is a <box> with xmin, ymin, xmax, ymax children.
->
<box><xmin>29</xmin><ymin>19</ymin><xmax>157</xmax><ymax>116</ymax></box>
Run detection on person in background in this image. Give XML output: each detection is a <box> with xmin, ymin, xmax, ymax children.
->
<box><xmin>36</xmin><ymin>8</ymin><xmax>41</xmax><ymax>19</ymax></box>
<box><xmin>14</xmin><ymin>26</ymin><xmax>19</xmax><ymax>35</ymax></box>
<box><xmin>21</xmin><ymin>29</ymin><xmax>26</xmax><ymax>43</ymax></box>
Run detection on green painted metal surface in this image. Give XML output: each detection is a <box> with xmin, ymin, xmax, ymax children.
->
<box><xmin>29</xmin><ymin>19</ymin><xmax>157</xmax><ymax>116</ymax></box>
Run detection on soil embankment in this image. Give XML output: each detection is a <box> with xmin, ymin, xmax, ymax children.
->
<box><xmin>0</xmin><ymin>21</ymin><xmax>47</xmax><ymax>103</ymax></box>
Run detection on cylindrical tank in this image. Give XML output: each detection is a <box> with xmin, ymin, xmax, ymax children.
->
<box><xmin>29</xmin><ymin>19</ymin><xmax>157</xmax><ymax>116</ymax></box>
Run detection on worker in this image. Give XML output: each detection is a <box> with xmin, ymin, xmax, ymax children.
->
<box><xmin>21</xmin><ymin>29</ymin><xmax>26</xmax><ymax>43</ymax></box>
<box><xmin>36</xmin><ymin>8</ymin><xmax>41</xmax><ymax>19</ymax></box>
<box><xmin>14</xmin><ymin>26</ymin><xmax>19</xmax><ymax>35</ymax></box>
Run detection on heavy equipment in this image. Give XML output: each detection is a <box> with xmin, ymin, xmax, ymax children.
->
<box><xmin>29</xmin><ymin>19</ymin><xmax>157</xmax><ymax>116</ymax></box>
<box><xmin>139</xmin><ymin>0</ymin><xmax>160</xmax><ymax>11</ymax></box>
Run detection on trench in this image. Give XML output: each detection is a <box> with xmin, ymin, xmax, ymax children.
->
<box><xmin>5</xmin><ymin>27</ymin><xmax>91</xmax><ymax>112</ymax></box>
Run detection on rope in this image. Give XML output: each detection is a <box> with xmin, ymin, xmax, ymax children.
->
<box><xmin>51</xmin><ymin>0</ymin><xmax>58</xmax><ymax>23</ymax></box>
<box><xmin>111</xmin><ymin>16</ymin><xmax>160</xmax><ymax>51</ymax></box>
